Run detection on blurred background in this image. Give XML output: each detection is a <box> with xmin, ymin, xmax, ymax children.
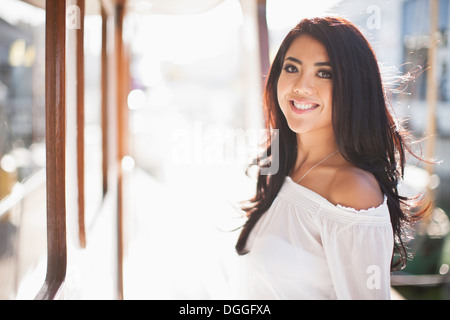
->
<box><xmin>0</xmin><ymin>0</ymin><xmax>449</xmax><ymax>299</ymax></box>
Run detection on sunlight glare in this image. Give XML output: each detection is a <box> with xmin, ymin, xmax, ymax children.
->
<box><xmin>266</xmin><ymin>0</ymin><xmax>343</xmax><ymax>30</ymax></box>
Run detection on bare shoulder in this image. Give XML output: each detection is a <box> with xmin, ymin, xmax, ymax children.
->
<box><xmin>328</xmin><ymin>166</ymin><xmax>384</xmax><ymax>211</ymax></box>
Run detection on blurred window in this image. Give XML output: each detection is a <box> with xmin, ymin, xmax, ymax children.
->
<box><xmin>0</xmin><ymin>0</ymin><xmax>46</xmax><ymax>299</ymax></box>
<box><xmin>402</xmin><ymin>0</ymin><xmax>449</xmax><ymax>101</ymax></box>
<box><xmin>84</xmin><ymin>12</ymin><xmax>103</xmax><ymax>225</ymax></box>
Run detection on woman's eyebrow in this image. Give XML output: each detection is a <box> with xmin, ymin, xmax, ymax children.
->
<box><xmin>285</xmin><ymin>56</ymin><xmax>331</xmax><ymax>67</ymax></box>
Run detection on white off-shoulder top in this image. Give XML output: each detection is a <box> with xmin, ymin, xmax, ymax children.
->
<box><xmin>235</xmin><ymin>176</ymin><xmax>394</xmax><ymax>300</ymax></box>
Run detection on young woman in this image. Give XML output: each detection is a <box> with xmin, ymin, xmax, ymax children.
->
<box><xmin>234</xmin><ymin>16</ymin><xmax>425</xmax><ymax>299</ymax></box>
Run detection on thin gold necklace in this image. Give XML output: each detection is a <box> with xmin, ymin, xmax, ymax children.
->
<box><xmin>296</xmin><ymin>150</ymin><xmax>339</xmax><ymax>183</ymax></box>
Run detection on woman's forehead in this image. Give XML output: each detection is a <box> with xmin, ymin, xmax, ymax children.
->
<box><xmin>285</xmin><ymin>35</ymin><xmax>330</xmax><ymax>64</ymax></box>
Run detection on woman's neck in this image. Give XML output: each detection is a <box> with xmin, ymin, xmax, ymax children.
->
<box><xmin>294</xmin><ymin>130</ymin><xmax>339</xmax><ymax>169</ymax></box>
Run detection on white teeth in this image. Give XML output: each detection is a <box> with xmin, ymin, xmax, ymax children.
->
<box><xmin>293</xmin><ymin>102</ymin><xmax>318</xmax><ymax>110</ymax></box>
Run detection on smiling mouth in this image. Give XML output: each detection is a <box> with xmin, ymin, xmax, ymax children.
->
<box><xmin>290</xmin><ymin>100</ymin><xmax>320</xmax><ymax>111</ymax></box>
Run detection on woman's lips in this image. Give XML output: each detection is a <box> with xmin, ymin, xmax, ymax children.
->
<box><xmin>289</xmin><ymin>100</ymin><xmax>320</xmax><ymax>114</ymax></box>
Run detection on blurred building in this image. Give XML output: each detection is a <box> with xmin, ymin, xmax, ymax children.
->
<box><xmin>330</xmin><ymin>0</ymin><xmax>450</xmax><ymax>299</ymax></box>
<box><xmin>329</xmin><ymin>0</ymin><xmax>450</xmax><ymax>204</ymax></box>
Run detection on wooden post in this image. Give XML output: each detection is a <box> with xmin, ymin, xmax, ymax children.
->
<box><xmin>257</xmin><ymin>0</ymin><xmax>270</xmax><ymax>89</ymax></box>
<box><xmin>76</xmin><ymin>0</ymin><xmax>86</xmax><ymax>248</ymax></box>
<box><xmin>115</xmin><ymin>0</ymin><xmax>127</xmax><ymax>300</ymax></box>
<box><xmin>36</xmin><ymin>0</ymin><xmax>67</xmax><ymax>300</ymax></box>
<box><xmin>101</xmin><ymin>5</ymin><xmax>109</xmax><ymax>196</ymax></box>
<box><xmin>424</xmin><ymin>0</ymin><xmax>439</xmax><ymax>218</ymax></box>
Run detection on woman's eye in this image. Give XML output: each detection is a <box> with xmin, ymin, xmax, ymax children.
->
<box><xmin>317</xmin><ymin>70</ymin><xmax>332</xmax><ymax>79</ymax></box>
<box><xmin>283</xmin><ymin>65</ymin><xmax>298</xmax><ymax>73</ymax></box>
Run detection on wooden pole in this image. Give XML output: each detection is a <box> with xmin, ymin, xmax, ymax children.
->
<box><xmin>115</xmin><ymin>0</ymin><xmax>127</xmax><ymax>300</ymax></box>
<box><xmin>257</xmin><ymin>0</ymin><xmax>269</xmax><ymax>89</ymax></box>
<box><xmin>76</xmin><ymin>0</ymin><xmax>86</xmax><ymax>248</ymax></box>
<box><xmin>36</xmin><ymin>0</ymin><xmax>67</xmax><ymax>300</ymax></box>
<box><xmin>101</xmin><ymin>5</ymin><xmax>109</xmax><ymax>196</ymax></box>
<box><xmin>424</xmin><ymin>0</ymin><xmax>439</xmax><ymax>218</ymax></box>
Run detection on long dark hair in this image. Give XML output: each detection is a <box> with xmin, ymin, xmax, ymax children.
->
<box><xmin>235</xmin><ymin>16</ymin><xmax>427</xmax><ymax>271</ymax></box>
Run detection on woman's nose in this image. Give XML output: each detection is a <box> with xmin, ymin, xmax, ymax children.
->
<box><xmin>293</xmin><ymin>75</ymin><xmax>315</xmax><ymax>95</ymax></box>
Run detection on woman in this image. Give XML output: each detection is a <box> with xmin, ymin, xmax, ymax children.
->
<box><xmin>234</xmin><ymin>16</ymin><xmax>425</xmax><ymax>299</ymax></box>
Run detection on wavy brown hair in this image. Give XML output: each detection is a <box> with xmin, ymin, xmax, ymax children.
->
<box><xmin>235</xmin><ymin>16</ymin><xmax>427</xmax><ymax>271</ymax></box>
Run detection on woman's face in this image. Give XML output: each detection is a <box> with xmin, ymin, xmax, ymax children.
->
<box><xmin>277</xmin><ymin>35</ymin><xmax>333</xmax><ymax>136</ymax></box>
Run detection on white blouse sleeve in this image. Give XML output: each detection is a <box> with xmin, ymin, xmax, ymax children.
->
<box><xmin>319</xmin><ymin>204</ymin><xmax>394</xmax><ymax>300</ymax></box>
